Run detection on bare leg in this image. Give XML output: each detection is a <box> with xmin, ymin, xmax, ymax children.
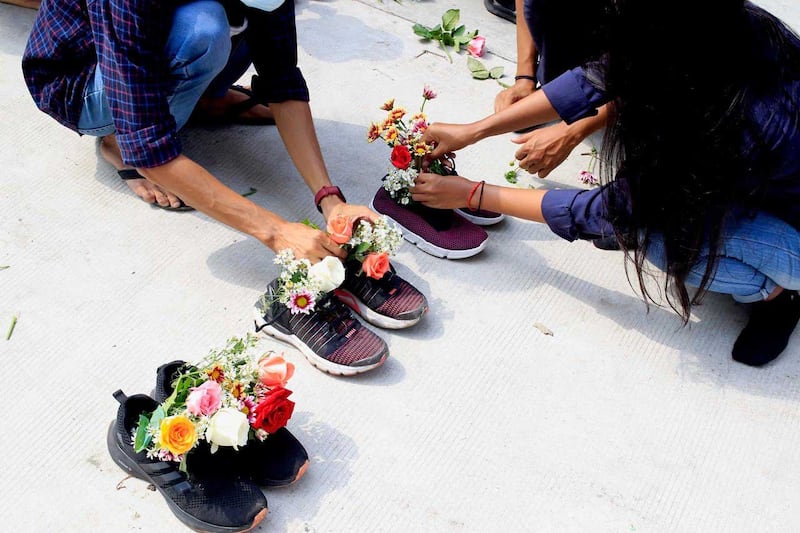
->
<box><xmin>195</xmin><ymin>87</ymin><xmax>274</xmax><ymax>121</ymax></box>
<box><xmin>100</xmin><ymin>135</ymin><xmax>185</xmax><ymax>209</ymax></box>
<box><xmin>0</xmin><ymin>0</ymin><xmax>40</xmax><ymax>8</ymax></box>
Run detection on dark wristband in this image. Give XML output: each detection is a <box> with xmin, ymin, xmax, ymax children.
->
<box><xmin>314</xmin><ymin>185</ymin><xmax>346</xmax><ymax>213</ymax></box>
<box><xmin>514</xmin><ymin>75</ymin><xmax>537</xmax><ymax>82</ymax></box>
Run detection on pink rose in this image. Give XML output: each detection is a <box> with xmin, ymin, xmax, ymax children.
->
<box><xmin>186</xmin><ymin>380</ymin><xmax>223</xmax><ymax>417</ymax></box>
<box><xmin>467</xmin><ymin>36</ymin><xmax>486</xmax><ymax>57</ymax></box>
<box><xmin>327</xmin><ymin>214</ymin><xmax>354</xmax><ymax>245</ymax></box>
<box><xmin>258</xmin><ymin>353</ymin><xmax>295</xmax><ymax>388</ymax></box>
<box><xmin>362</xmin><ymin>252</ymin><xmax>390</xmax><ymax>280</ymax></box>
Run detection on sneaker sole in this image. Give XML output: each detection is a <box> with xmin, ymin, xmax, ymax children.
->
<box><xmin>106</xmin><ymin>422</ymin><xmax>268</xmax><ymax>533</ymax></box>
<box><xmin>369</xmin><ymin>201</ymin><xmax>487</xmax><ymax>259</ymax></box>
<box><xmin>454</xmin><ymin>209</ymin><xmax>506</xmax><ymax>226</ymax></box>
<box><xmin>253</xmin><ymin>311</ymin><xmax>387</xmax><ymax>376</ymax></box>
<box><xmin>334</xmin><ymin>288</ymin><xmax>426</xmax><ymax>330</ymax></box>
<box><xmin>260</xmin><ymin>459</ymin><xmax>310</xmax><ymax>488</ymax></box>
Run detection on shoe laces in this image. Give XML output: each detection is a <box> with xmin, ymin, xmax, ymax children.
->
<box><xmin>315</xmin><ymin>295</ymin><xmax>354</xmax><ymax>335</ymax></box>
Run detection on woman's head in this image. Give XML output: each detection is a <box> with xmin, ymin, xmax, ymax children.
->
<box><xmin>599</xmin><ymin>1</ymin><xmax>800</xmax><ymax>321</ymax></box>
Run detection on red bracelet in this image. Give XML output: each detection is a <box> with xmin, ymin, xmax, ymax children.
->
<box><xmin>314</xmin><ymin>185</ymin><xmax>346</xmax><ymax>213</ymax></box>
<box><xmin>466</xmin><ymin>180</ymin><xmax>484</xmax><ymax>212</ymax></box>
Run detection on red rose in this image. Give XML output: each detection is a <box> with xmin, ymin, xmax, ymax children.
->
<box><xmin>390</xmin><ymin>144</ymin><xmax>412</xmax><ymax>170</ymax></box>
<box><xmin>252</xmin><ymin>386</ymin><xmax>295</xmax><ymax>434</ymax></box>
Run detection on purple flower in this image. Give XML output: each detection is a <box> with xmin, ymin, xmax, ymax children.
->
<box><xmin>579</xmin><ymin>170</ymin><xmax>599</xmax><ymax>186</ymax></box>
<box><xmin>422</xmin><ymin>85</ymin><xmax>437</xmax><ymax>100</ymax></box>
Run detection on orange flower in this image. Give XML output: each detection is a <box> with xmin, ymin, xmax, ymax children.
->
<box><xmin>389</xmin><ymin>108</ymin><xmax>406</xmax><ymax>122</ymax></box>
<box><xmin>327</xmin><ymin>214</ymin><xmax>354</xmax><ymax>245</ymax></box>
<box><xmin>258</xmin><ymin>353</ymin><xmax>295</xmax><ymax>388</ymax></box>
<box><xmin>158</xmin><ymin>415</ymin><xmax>197</xmax><ymax>456</ymax></box>
<box><xmin>362</xmin><ymin>252</ymin><xmax>390</xmax><ymax>280</ymax></box>
<box><xmin>367</xmin><ymin>123</ymin><xmax>381</xmax><ymax>143</ymax></box>
<box><xmin>411</xmin><ymin>112</ymin><xmax>427</xmax><ymax>122</ymax></box>
<box><xmin>413</xmin><ymin>142</ymin><xmax>430</xmax><ymax>156</ymax></box>
<box><xmin>206</xmin><ymin>364</ymin><xmax>224</xmax><ymax>383</ymax></box>
<box><xmin>229</xmin><ymin>381</ymin><xmax>244</xmax><ymax>399</ymax></box>
<box><xmin>384</xmin><ymin>127</ymin><xmax>399</xmax><ymax>143</ymax></box>
<box><xmin>381</xmin><ymin>117</ymin><xmax>395</xmax><ymax>131</ymax></box>
<box><xmin>380</xmin><ymin>98</ymin><xmax>395</xmax><ymax>111</ymax></box>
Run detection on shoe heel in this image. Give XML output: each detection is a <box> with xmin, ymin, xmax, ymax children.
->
<box><xmin>106</xmin><ymin>421</ymin><xmax>148</xmax><ymax>482</ymax></box>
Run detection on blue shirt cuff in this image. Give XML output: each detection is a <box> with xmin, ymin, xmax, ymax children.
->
<box><xmin>541</xmin><ymin>67</ymin><xmax>606</xmax><ymax>125</ymax></box>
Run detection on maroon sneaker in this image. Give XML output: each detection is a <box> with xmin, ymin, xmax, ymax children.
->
<box><xmin>335</xmin><ymin>261</ymin><xmax>428</xmax><ymax>329</ymax></box>
<box><xmin>455</xmin><ymin>208</ymin><xmax>506</xmax><ymax>226</ymax></box>
<box><xmin>370</xmin><ymin>187</ymin><xmax>488</xmax><ymax>259</ymax></box>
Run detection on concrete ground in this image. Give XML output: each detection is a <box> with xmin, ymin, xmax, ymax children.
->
<box><xmin>1</xmin><ymin>1</ymin><xmax>799</xmax><ymax>532</ymax></box>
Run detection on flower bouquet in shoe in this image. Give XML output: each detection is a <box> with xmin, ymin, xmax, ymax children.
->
<box><xmin>327</xmin><ymin>214</ymin><xmax>429</xmax><ymax>329</ymax></box>
<box><xmin>254</xmin><ymin>249</ymin><xmax>389</xmax><ymax>376</ymax></box>
<box><xmin>132</xmin><ymin>336</ymin><xmax>299</xmax><ymax>472</ymax></box>
<box><xmin>367</xmin><ymin>86</ymin><xmax>489</xmax><ymax>259</ymax></box>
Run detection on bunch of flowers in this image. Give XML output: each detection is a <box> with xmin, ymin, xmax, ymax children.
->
<box><xmin>133</xmin><ymin>335</ymin><xmax>297</xmax><ymax>466</ymax></box>
<box><xmin>270</xmin><ymin>249</ymin><xmax>345</xmax><ymax>315</ymax></box>
<box><xmin>368</xmin><ymin>86</ymin><xmax>448</xmax><ymax>206</ymax></box>
<box><xmin>327</xmin><ymin>215</ymin><xmax>404</xmax><ymax>279</ymax></box>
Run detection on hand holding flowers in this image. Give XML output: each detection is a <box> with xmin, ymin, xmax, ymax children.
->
<box><xmin>326</xmin><ymin>215</ymin><xmax>403</xmax><ymax>280</ymax></box>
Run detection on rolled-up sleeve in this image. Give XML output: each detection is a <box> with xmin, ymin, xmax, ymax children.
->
<box><xmin>541</xmin><ymin>66</ymin><xmax>609</xmax><ymax>125</ymax></box>
<box><xmin>541</xmin><ymin>185</ymin><xmax>623</xmax><ymax>241</ymax></box>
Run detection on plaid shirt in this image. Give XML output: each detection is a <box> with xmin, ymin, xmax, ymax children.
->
<box><xmin>22</xmin><ymin>0</ymin><xmax>308</xmax><ymax>168</ymax></box>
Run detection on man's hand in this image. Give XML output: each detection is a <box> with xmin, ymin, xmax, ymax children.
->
<box><xmin>495</xmin><ymin>79</ymin><xmax>536</xmax><ymax>114</ymax></box>
<box><xmin>410</xmin><ymin>173</ymin><xmax>473</xmax><ymax>209</ymax></box>
<box><xmin>512</xmin><ymin>121</ymin><xmax>581</xmax><ymax>178</ymax></box>
<box><xmin>271</xmin><ymin>220</ymin><xmax>346</xmax><ymax>263</ymax></box>
<box><xmin>320</xmin><ymin>198</ymin><xmax>378</xmax><ymax>226</ymax></box>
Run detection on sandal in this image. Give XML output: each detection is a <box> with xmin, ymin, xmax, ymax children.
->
<box><xmin>189</xmin><ymin>85</ymin><xmax>276</xmax><ymax>126</ymax></box>
<box><xmin>118</xmin><ymin>169</ymin><xmax>194</xmax><ymax>212</ymax></box>
<box><xmin>483</xmin><ymin>0</ymin><xmax>516</xmax><ymax>23</ymax></box>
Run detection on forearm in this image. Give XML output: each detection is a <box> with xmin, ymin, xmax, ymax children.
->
<box><xmin>139</xmin><ymin>155</ymin><xmax>285</xmax><ymax>248</ymax></box>
<box><xmin>474</xmin><ymin>88</ymin><xmax>560</xmax><ymax>140</ymax></box>
<box><xmin>567</xmin><ymin>103</ymin><xmax>610</xmax><ymax>140</ymax></box>
<box><xmin>514</xmin><ymin>0</ymin><xmax>537</xmax><ymax>78</ymax></box>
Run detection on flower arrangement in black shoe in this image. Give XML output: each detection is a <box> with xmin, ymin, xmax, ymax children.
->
<box><xmin>132</xmin><ymin>335</ymin><xmax>297</xmax><ymax>466</ymax></box>
<box><xmin>367</xmin><ymin>86</ymin><xmax>491</xmax><ymax>259</ymax></box>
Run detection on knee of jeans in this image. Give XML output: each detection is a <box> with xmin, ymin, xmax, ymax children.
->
<box><xmin>177</xmin><ymin>6</ymin><xmax>231</xmax><ymax>75</ymax></box>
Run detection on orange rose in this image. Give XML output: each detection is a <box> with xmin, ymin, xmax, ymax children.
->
<box><xmin>327</xmin><ymin>214</ymin><xmax>354</xmax><ymax>245</ymax></box>
<box><xmin>158</xmin><ymin>415</ymin><xmax>197</xmax><ymax>456</ymax></box>
<box><xmin>362</xmin><ymin>252</ymin><xmax>390</xmax><ymax>280</ymax></box>
<box><xmin>258</xmin><ymin>353</ymin><xmax>295</xmax><ymax>388</ymax></box>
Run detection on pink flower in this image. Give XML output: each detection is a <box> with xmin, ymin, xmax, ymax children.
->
<box><xmin>288</xmin><ymin>289</ymin><xmax>315</xmax><ymax>314</ymax></box>
<box><xmin>579</xmin><ymin>170</ymin><xmax>599</xmax><ymax>186</ymax></box>
<box><xmin>258</xmin><ymin>353</ymin><xmax>295</xmax><ymax>388</ymax></box>
<box><xmin>422</xmin><ymin>85</ymin><xmax>437</xmax><ymax>100</ymax></box>
<box><xmin>186</xmin><ymin>380</ymin><xmax>223</xmax><ymax>417</ymax></box>
<box><xmin>467</xmin><ymin>36</ymin><xmax>486</xmax><ymax>57</ymax></box>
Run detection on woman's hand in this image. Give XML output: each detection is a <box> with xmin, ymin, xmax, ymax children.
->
<box><xmin>410</xmin><ymin>173</ymin><xmax>474</xmax><ymax>209</ymax></box>
<box><xmin>323</xmin><ymin>200</ymin><xmax>378</xmax><ymax>226</ymax></box>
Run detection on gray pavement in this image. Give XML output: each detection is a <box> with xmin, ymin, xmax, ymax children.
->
<box><xmin>1</xmin><ymin>1</ymin><xmax>799</xmax><ymax>532</ymax></box>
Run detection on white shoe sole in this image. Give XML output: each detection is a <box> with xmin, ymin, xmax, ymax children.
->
<box><xmin>334</xmin><ymin>288</ymin><xmax>426</xmax><ymax>330</ymax></box>
<box><xmin>253</xmin><ymin>308</ymin><xmax>387</xmax><ymax>376</ymax></box>
<box><xmin>455</xmin><ymin>209</ymin><xmax>506</xmax><ymax>226</ymax></box>
<box><xmin>370</xmin><ymin>201</ymin><xmax>488</xmax><ymax>259</ymax></box>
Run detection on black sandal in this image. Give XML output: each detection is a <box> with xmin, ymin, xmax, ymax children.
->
<box><xmin>484</xmin><ymin>0</ymin><xmax>516</xmax><ymax>23</ymax></box>
<box><xmin>118</xmin><ymin>169</ymin><xmax>194</xmax><ymax>211</ymax></box>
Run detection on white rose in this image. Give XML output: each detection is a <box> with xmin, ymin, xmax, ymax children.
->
<box><xmin>205</xmin><ymin>407</ymin><xmax>249</xmax><ymax>453</ymax></box>
<box><xmin>308</xmin><ymin>256</ymin><xmax>345</xmax><ymax>293</ymax></box>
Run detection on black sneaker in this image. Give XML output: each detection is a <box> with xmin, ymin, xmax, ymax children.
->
<box><xmin>154</xmin><ymin>361</ymin><xmax>310</xmax><ymax>487</ymax></box>
<box><xmin>732</xmin><ymin>290</ymin><xmax>800</xmax><ymax>366</ymax></box>
<box><xmin>107</xmin><ymin>390</ymin><xmax>268</xmax><ymax>533</ymax></box>
<box><xmin>335</xmin><ymin>261</ymin><xmax>428</xmax><ymax>329</ymax></box>
<box><xmin>254</xmin><ymin>280</ymin><xmax>389</xmax><ymax>376</ymax></box>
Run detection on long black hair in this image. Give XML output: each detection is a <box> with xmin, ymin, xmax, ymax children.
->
<box><xmin>598</xmin><ymin>0</ymin><xmax>800</xmax><ymax>322</ymax></box>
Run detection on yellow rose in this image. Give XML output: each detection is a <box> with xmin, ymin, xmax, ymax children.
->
<box><xmin>158</xmin><ymin>415</ymin><xmax>197</xmax><ymax>456</ymax></box>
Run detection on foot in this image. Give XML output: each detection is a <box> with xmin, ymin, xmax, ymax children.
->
<box><xmin>732</xmin><ymin>290</ymin><xmax>800</xmax><ymax>366</ymax></box>
<box><xmin>100</xmin><ymin>135</ymin><xmax>185</xmax><ymax>209</ymax></box>
<box><xmin>195</xmin><ymin>87</ymin><xmax>274</xmax><ymax>123</ymax></box>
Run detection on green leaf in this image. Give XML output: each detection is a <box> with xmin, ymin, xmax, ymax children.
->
<box><xmin>149</xmin><ymin>405</ymin><xmax>165</xmax><ymax>431</ymax></box>
<box><xmin>133</xmin><ymin>414</ymin><xmax>151</xmax><ymax>452</ymax></box>
<box><xmin>472</xmin><ymin>70</ymin><xmax>490</xmax><ymax>80</ymax></box>
<box><xmin>467</xmin><ymin>56</ymin><xmax>486</xmax><ymax>73</ymax></box>
<box><xmin>429</xmin><ymin>26</ymin><xmax>443</xmax><ymax>39</ymax></box>
<box><xmin>355</xmin><ymin>242</ymin><xmax>371</xmax><ymax>255</ymax></box>
<box><xmin>412</xmin><ymin>23</ymin><xmax>433</xmax><ymax>39</ymax></box>
<box><xmin>453</xmin><ymin>25</ymin><xmax>465</xmax><ymax>37</ymax></box>
<box><xmin>489</xmin><ymin>67</ymin><xmax>505</xmax><ymax>79</ymax></box>
<box><xmin>442</xmin><ymin>34</ymin><xmax>455</xmax><ymax>47</ymax></box>
<box><xmin>442</xmin><ymin>9</ymin><xmax>460</xmax><ymax>32</ymax></box>
<box><xmin>301</xmin><ymin>218</ymin><xmax>321</xmax><ymax>230</ymax></box>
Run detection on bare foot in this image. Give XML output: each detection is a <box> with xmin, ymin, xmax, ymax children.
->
<box><xmin>195</xmin><ymin>87</ymin><xmax>274</xmax><ymax>122</ymax></box>
<box><xmin>100</xmin><ymin>135</ymin><xmax>186</xmax><ymax>209</ymax></box>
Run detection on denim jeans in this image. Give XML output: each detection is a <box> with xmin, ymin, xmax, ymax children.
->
<box><xmin>647</xmin><ymin>211</ymin><xmax>800</xmax><ymax>303</ymax></box>
<box><xmin>78</xmin><ymin>0</ymin><xmax>252</xmax><ymax>135</ymax></box>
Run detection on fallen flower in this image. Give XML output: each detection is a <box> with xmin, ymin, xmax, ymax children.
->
<box><xmin>467</xmin><ymin>35</ymin><xmax>486</xmax><ymax>57</ymax></box>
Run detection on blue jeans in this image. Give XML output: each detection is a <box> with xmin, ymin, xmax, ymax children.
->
<box><xmin>647</xmin><ymin>212</ymin><xmax>800</xmax><ymax>303</ymax></box>
<box><xmin>78</xmin><ymin>0</ymin><xmax>253</xmax><ymax>135</ymax></box>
